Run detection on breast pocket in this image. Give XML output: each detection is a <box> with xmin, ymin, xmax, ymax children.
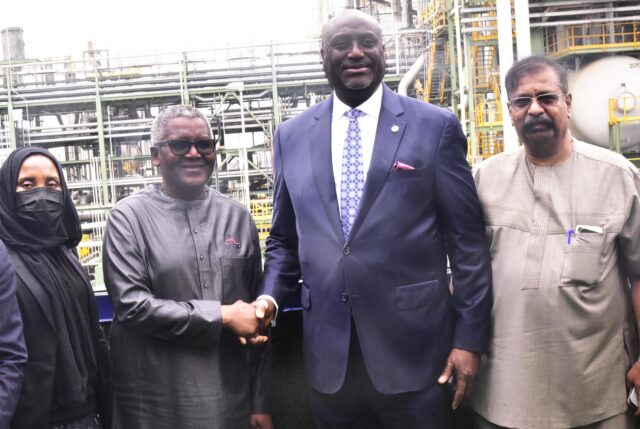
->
<box><xmin>560</xmin><ymin>232</ymin><xmax>606</xmax><ymax>286</ymax></box>
<box><xmin>221</xmin><ymin>256</ymin><xmax>255</xmax><ymax>304</ymax></box>
<box><xmin>387</xmin><ymin>166</ymin><xmax>427</xmax><ymax>182</ymax></box>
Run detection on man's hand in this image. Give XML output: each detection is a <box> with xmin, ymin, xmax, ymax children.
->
<box><xmin>237</xmin><ymin>299</ymin><xmax>276</xmax><ymax>345</ymax></box>
<box><xmin>627</xmin><ymin>361</ymin><xmax>640</xmax><ymax>415</ymax></box>
<box><xmin>437</xmin><ymin>348</ymin><xmax>480</xmax><ymax>410</ymax></box>
<box><xmin>254</xmin><ymin>298</ymin><xmax>276</xmax><ymax>329</ymax></box>
<box><xmin>250</xmin><ymin>413</ymin><xmax>273</xmax><ymax>429</ymax></box>
<box><xmin>221</xmin><ymin>300</ymin><xmax>268</xmax><ymax>345</ymax></box>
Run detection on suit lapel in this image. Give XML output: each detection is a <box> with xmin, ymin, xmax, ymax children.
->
<box><xmin>348</xmin><ymin>86</ymin><xmax>406</xmax><ymax>242</ymax></box>
<box><xmin>309</xmin><ymin>96</ymin><xmax>345</xmax><ymax>243</ymax></box>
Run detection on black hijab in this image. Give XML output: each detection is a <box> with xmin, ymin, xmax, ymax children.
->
<box><xmin>0</xmin><ymin>146</ymin><xmax>97</xmax><ymax>410</ymax></box>
<box><xmin>0</xmin><ymin>146</ymin><xmax>82</xmax><ymax>251</ymax></box>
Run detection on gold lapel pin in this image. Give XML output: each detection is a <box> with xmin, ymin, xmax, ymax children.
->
<box><xmin>391</xmin><ymin>125</ymin><xmax>399</xmax><ymax>133</ymax></box>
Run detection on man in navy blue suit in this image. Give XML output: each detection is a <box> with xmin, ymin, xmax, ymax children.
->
<box><xmin>0</xmin><ymin>240</ymin><xmax>27</xmax><ymax>428</ymax></box>
<box><xmin>255</xmin><ymin>10</ymin><xmax>492</xmax><ymax>428</ymax></box>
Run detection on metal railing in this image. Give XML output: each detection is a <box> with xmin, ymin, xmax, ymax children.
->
<box><xmin>609</xmin><ymin>95</ymin><xmax>640</xmax><ymax>126</ymax></box>
<box><xmin>0</xmin><ymin>31</ymin><xmax>426</xmax><ymax>110</ymax></box>
<box><xmin>609</xmin><ymin>95</ymin><xmax>640</xmax><ymax>153</ymax></box>
<box><xmin>545</xmin><ymin>21</ymin><xmax>640</xmax><ymax>56</ymax></box>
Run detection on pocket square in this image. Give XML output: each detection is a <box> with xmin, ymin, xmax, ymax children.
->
<box><xmin>393</xmin><ymin>161</ymin><xmax>416</xmax><ymax>171</ymax></box>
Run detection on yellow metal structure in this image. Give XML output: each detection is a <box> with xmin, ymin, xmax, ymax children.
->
<box><xmin>421</xmin><ymin>0</ymin><xmax>450</xmax><ymax>106</ymax></box>
<box><xmin>477</xmin><ymin>131</ymin><xmax>504</xmax><ymax>158</ymax></box>
<box><xmin>475</xmin><ymin>78</ymin><xmax>503</xmax><ymax>129</ymax></box>
<box><xmin>470</xmin><ymin>10</ymin><xmax>500</xmax><ymax>42</ymax></box>
<box><xmin>471</xmin><ymin>45</ymin><xmax>497</xmax><ymax>91</ymax></box>
<box><xmin>425</xmin><ymin>38</ymin><xmax>450</xmax><ymax>104</ymax></box>
<box><xmin>475</xmin><ymin>77</ymin><xmax>505</xmax><ymax>161</ymax></box>
<box><xmin>416</xmin><ymin>1</ymin><xmax>639</xmax><ymax>166</ymax></box>
<box><xmin>609</xmin><ymin>95</ymin><xmax>640</xmax><ymax>153</ymax></box>
<box><xmin>421</xmin><ymin>0</ymin><xmax>448</xmax><ymax>34</ymax></box>
<box><xmin>78</xmin><ymin>233</ymin><xmax>91</xmax><ymax>259</ymax></box>
<box><xmin>609</xmin><ymin>95</ymin><xmax>640</xmax><ymax>126</ymax></box>
<box><xmin>250</xmin><ymin>199</ymin><xmax>273</xmax><ymax>242</ymax></box>
<box><xmin>470</xmin><ymin>19</ymin><xmax>504</xmax><ymax>161</ymax></box>
<box><xmin>546</xmin><ymin>22</ymin><xmax>640</xmax><ymax>57</ymax></box>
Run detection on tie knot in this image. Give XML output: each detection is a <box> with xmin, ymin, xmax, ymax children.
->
<box><xmin>345</xmin><ymin>109</ymin><xmax>363</xmax><ymax>120</ymax></box>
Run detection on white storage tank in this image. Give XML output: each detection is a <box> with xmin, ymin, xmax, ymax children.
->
<box><xmin>568</xmin><ymin>55</ymin><xmax>640</xmax><ymax>152</ymax></box>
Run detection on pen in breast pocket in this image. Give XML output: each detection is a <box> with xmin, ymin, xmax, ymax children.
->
<box><xmin>567</xmin><ymin>229</ymin><xmax>574</xmax><ymax>245</ymax></box>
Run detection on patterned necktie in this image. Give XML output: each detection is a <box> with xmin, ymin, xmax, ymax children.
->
<box><xmin>340</xmin><ymin>108</ymin><xmax>364</xmax><ymax>239</ymax></box>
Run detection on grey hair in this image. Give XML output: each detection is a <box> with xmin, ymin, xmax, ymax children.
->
<box><xmin>150</xmin><ymin>105</ymin><xmax>212</xmax><ymax>145</ymax></box>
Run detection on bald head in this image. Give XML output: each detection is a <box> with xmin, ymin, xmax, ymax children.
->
<box><xmin>322</xmin><ymin>10</ymin><xmax>382</xmax><ymax>50</ymax></box>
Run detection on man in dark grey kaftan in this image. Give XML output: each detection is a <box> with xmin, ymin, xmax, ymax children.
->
<box><xmin>103</xmin><ymin>105</ymin><xmax>272</xmax><ymax>429</ymax></box>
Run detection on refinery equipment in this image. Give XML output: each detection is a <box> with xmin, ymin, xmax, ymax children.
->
<box><xmin>569</xmin><ymin>55</ymin><xmax>640</xmax><ymax>153</ymax></box>
<box><xmin>0</xmin><ymin>2</ymin><xmax>425</xmax><ymax>293</ymax></box>
<box><xmin>412</xmin><ymin>0</ymin><xmax>640</xmax><ymax>163</ymax></box>
<box><xmin>1</xmin><ymin>0</ymin><xmax>640</xmax><ymax>295</ymax></box>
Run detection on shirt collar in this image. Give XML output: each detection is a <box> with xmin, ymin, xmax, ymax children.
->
<box><xmin>332</xmin><ymin>84</ymin><xmax>383</xmax><ymax>119</ymax></box>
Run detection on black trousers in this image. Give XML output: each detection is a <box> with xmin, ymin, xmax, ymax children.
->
<box><xmin>308</xmin><ymin>321</ymin><xmax>452</xmax><ymax>429</ymax></box>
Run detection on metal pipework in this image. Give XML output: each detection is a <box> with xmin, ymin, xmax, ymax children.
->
<box><xmin>398</xmin><ymin>53</ymin><xmax>425</xmax><ymax>97</ymax></box>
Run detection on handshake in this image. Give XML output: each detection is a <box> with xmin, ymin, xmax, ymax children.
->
<box><xmin>221</xmin><ymin>299</ymin><xmax>276</xmax><ymax>345</ymax></box>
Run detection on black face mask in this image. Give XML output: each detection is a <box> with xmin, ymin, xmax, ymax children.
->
<box><xmin>16</xmin><ymin>188</ymin><xmax>64</xmax><ymax>233</ymax></box>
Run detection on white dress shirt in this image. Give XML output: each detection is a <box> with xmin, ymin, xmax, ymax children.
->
<box><xmin>257</xmin><ymin>85</ymin><xmax>384</xmax><ymax>317</ymax></box>
<box><xmin>331</xmin><ymin>84</ymin><xmax>383</xmax><ymax>211</ymax></box>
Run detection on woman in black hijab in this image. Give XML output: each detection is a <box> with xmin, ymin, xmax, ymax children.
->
<box><xmin>0</xmin><ymin>147</ymin><xmax>110</xmax><ymax>429</ymax></box>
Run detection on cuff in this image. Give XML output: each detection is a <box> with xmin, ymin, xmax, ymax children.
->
<box><xmin>256</xmin><ymin>295</ymin><xmax>278</xmax><ymax>327</ymax></box>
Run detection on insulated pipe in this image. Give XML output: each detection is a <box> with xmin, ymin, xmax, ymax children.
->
<box><xmin>528</xmin><ymin>4</ymin><xmax>640</xmax><ymax>18</ymax></box>
<box><xmin>531</xmin><ymin>15</ymin><xmax>640</xmax><ymax>27</ymax></box>
<box><xmin>529</xmin><ymin>0</ymin><xmax>618</xmax><ymax>6</ymax></box>
<box><xmin>398</xmin><ymin>53</ymin><xmax>424</xmax><ymax>96</ymax></box>
<box><xmin>454</xmin><ymin>0</ymin><xmax>466</xmax><ymax>128</ymax></box>
<box><xmin>462</xmin><ymin>15</ymin><xmax>640</xmax><ymax>32</ymax></box>
<box><xmin>392</xmin><ymin>0</ymin><xmax>402</xmax><ymax>30</ymax></box>
<box><xmin>514</xmin><ymin>0</ymin><xmax>532</xmax><ymax>59</ymax></box>
<box><xmin>607</xmin><ymin>2</ymin><xmax>615</xmax><ymax>44</ymax></box>
<box><xmin>496</xmin><ymin>0</ymin><xmax>519</xmax><ymax>151</ymax></box>
<box><xmin>401</xmin><ymin>0</ymin><xmax>413</xmax><ymax>28</ymax></box>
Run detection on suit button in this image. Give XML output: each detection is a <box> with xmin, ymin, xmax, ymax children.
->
<box><xmin>340</xmin><ymin>293</ymin><xmax>349</xmax><ymax>302</ymax></box>
<box><xmin>343</xmin><ymin>247</ymin><xmax>350</xmax><ymax>255</ymax></box>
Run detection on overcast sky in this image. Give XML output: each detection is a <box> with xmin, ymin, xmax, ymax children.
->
<box><xmin>1</xmin><ymin>0</ymin><xmax>326</xmax><ymax>59</ymax></box>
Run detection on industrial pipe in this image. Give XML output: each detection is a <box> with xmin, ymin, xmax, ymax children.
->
<box><xmin>398</xmin><ymin>53</ymin><xmax>425</xmax><ymax>97</ymax></box>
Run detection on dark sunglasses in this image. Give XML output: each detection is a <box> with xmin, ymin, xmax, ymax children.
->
<box><xmin>156</xmin><ymin>139</ymin><xmax>216</xmax><ymax>156</ymax></box>
<box><xmin>509</xmin><ymin>93</ymin><xmax>566</xmax><ymax>111</ymax></box>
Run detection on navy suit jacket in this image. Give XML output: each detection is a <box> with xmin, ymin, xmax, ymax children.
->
<box><xmin>261</xmin><ymin>84</ymin><xmax>492</xmax><ymax>395</ymax></box>
<box><xmin>0</xmin><ymin>240</ymin><xmax>26</xmax><ymax>428</ymax></box>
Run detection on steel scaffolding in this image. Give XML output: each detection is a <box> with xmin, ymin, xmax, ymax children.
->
<box><xmin>0</xmin><ymin>31</ymin><xmax>426</xmax><ymax>286</ymax></box>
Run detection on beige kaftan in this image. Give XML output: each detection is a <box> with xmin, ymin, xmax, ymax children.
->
<box><xmin>469</xmin><ymin>140</ymin><xmax>640</xmax><ymax>428</ymax></box>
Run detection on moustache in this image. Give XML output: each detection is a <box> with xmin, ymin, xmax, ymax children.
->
<box><xmin>523</xmin><ymin>117</ymin><xmax>554</xmax><ymax>132</ymax></box>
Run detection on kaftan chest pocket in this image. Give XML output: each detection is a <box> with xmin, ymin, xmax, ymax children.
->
<box><xmin>560</xmin><ymin>232</ymin><xmax>605</xmax><ymax>286</ymax></box>
<box><xmin>221</xmin><ymin>256</ymin><xmax>254</xmax><ymax>304</ymax></box>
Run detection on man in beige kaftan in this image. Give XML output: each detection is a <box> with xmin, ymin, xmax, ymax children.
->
<box><xmin>469</xmin><ymin>56</ymin><xmax>640</xmax><ymax>429</ymax></box>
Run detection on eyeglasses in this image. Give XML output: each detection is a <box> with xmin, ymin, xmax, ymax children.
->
<box><xmin>156</xmin><ymin>139</ymin><xmax>216</xmax><ymax>156</ymax></box>
<box><xmin>509</xmin><ymin>93</ymin><xmax>566</xmax><ymax>111</ymax></box>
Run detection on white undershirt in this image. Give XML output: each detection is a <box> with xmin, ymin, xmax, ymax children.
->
<box><xmin>331</xmin><ymin>84</ymin><xmax>383</xmax><ymax>211</ymax></box>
